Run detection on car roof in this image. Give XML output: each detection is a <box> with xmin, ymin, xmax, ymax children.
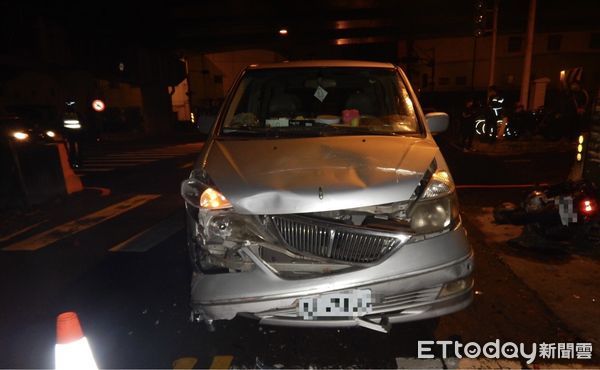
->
<box><xmin>246</xmin><ymin>60</ymin><xmax>396</xmax><ymax>70</ymax></box>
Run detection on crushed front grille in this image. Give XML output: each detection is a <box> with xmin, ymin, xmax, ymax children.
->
<box><xmin>271</xmin><ymin>215</ymin><xmax>407</xmax><ymax>263</ymax></box>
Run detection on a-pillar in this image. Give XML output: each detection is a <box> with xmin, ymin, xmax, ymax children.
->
<box><xmin>141</xmin><ymin>85</ymin><xmax>174</xmax><ymax>134</ymax></box>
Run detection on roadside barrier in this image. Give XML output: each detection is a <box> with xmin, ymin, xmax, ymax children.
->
<box><xmin>0</xmin><ymin>141</ymin><xmax>82</xmax><ymax>207</ymax></box>
<box><xmin>56</xmin><ymin>142</ymin><xmax>83</xmax><ymax>194</ymax></box>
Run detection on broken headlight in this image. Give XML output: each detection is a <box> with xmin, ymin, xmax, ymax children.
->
<box><xmin>181</xmin><ymin>171</ymin><xmax>232</xmax><ymax>211</ymax></box>
<box><xmin>182</xmin><ymin>169</ymin><xmax>277</xmax><ymax>251</ymax></box>
<box><xmin>410</xmin><ymin>170</ymin><xmax>459</xmax><ymax>235</ymax></box>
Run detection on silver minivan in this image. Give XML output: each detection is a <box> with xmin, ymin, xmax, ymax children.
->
<box><xmin>181</xmin><ymin>60</ymin><xmax>473</xmax><ymax>332</ymax></box>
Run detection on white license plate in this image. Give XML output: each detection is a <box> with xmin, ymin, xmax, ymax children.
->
<box><xmin>556</xmin><ymin>196</ymin><xmax>577</xmax><ymax>225</ymax></box>
<box><xmin>298</xmin><ymin>289</ymin><xmax>373</xmax><ymax>320</ymax></box>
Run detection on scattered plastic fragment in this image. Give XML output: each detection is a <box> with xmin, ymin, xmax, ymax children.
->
<box><xmin>142</xmin><ymin>308</ymin><xmax>148</xmax><ymax>314</ymax></box>
<box><xmin>573</xmin><ymin>294</ymin><xmax>581</xmax><ymax>299</ymax></box>
<box><xmin>154</xmin><ymin>320</ymin><xmax>160</xmax><ymax>325</ymax></box>
<box><xmin>274</xmin><ymin>364</ymin><xmax>284</xmax><ymax>369</ymax></box>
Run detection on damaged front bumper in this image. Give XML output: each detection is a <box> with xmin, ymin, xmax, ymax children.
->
<box><xmin>190</xmin><ymin>223</ymin><xmax>473</xmax><ymax>331</ymax></box>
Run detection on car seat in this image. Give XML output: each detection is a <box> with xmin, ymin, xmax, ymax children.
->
<box><xmin>268</xmin><ymin>85</ymin><xmax>302</xmax><ymax>117</ymax></box>
<box><xmin>345</xmin><ymin>90</ymin><xmax>376</xmax><ymax>116</ymax></box>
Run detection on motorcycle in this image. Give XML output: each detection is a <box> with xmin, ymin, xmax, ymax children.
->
<box><xmin>493</xmin><ymin>180</ymin><xmax>600</xmax><ymax>248</ymax></box>
<box><xmin>474</xmin><ymin>116</ymin><xmax>519</xmax><ymax>139</ymax></box>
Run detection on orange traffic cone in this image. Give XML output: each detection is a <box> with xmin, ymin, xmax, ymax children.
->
<box><xmin>55</xmin><ymin>312</ymin><xmax>98</xmax><ymax>370</ymax></box>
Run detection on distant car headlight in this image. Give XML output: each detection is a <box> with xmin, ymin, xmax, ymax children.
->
<box><xmin>46</xmin><ymin>130</ymin><xmax>56</xmax><ymax>138</ymax></box>
<box><xmin>12</xmin><ymin>131</ymin><xmax>29</xmax><ymax>141</ymax></box>
<box><xmin>410</xmin><ymin>169</ymin><xmax>459</xmax><ymax>235</ymax></box>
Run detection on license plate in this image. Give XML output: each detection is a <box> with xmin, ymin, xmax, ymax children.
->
<box><xmin>298</xmin><ymin>289</ymin><xmax>373</xmax><ymax>320</ymax></box>
<box><xmin>556</xmin><ymin>196</ymin><xmax>577</xmax><ymax>225</ymax></box>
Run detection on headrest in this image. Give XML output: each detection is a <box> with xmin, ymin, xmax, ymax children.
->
<box><xmin>269</xmin><ymin>93</ymin><xmax>301</xmax><ymax>116</ymax></box>
<box><xmin>345</xmin><ymin>91</ymin><xmax>375</xmax><ymax>115</ymax></box>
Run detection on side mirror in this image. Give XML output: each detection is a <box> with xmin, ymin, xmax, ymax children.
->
<box><xmin>425</xmin><ymin>112</ymin><xmax>449</xmax><ymax>134</ymax></box>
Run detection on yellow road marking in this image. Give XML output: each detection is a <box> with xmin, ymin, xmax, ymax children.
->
<box><xmin>209</xmin><ymin>355</ymin><xmax>234</xmax><ymax>369</ymax></box>
<box><xmin>3</xmin><ymin>194</ymin><xmax>160</xmax><ymax>251</ymax></box>
<box><xmin>0</xmin><ymin>220</ymin><xmax>47</xmax><ymax>243</ymax></box>
<box><xmin>172</xmin><ymin>356</ymin><xmax>198</xmax><ymax>369</ymax></box>
<box><xmin>108</xmin><ymin>229</ymin><xmax>147</xmax><ymax>252</ymax></box>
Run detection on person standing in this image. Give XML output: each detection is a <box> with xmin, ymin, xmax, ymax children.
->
<box><xmin>460</xmin><ymin>97</ymin><xmax>477</xmax><ymax>150</ymax></box>
<box><xmin>568</xmin><ymin>81</ymin><xmax>590</xmax><ymax>139</ymax></box>
<box><xmin>486</xmin><ymin>85</ymin><xmax>504</xmax><ymax>142</ymax></box>
<box><xmin>508</xmin><ymin>102</ymin><xmax>530</xmax><ymax>138</ymax></box>
<box><xmin>62</xmin><ymin>102</ymin><xmax>84</xmax><ymax>168</ymax></box>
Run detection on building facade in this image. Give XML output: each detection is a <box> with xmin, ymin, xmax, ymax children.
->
<box><xmin>401</xmin><ymin>31</ymin><xmax>600</xmax><ymax>96</ymax></box>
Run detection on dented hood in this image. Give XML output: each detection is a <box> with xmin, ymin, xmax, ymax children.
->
<box><xmin>204</xmin><ymin>136</ymin><xmax>439</xmax><ymax>214</ymax></box>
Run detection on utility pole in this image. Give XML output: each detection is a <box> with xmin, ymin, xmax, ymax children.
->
<box><xmin>488</xmin><ymin>0</ymin><xmax>499</xmax><ymax>88</ymax></box>
<box><xmin>520</xmin><ymin>0</ymin><xmax>537</xmax><ymax>109</ymax></box>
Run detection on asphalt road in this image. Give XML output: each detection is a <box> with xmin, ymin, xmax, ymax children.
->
<box><xmin>0</xmin><ymin>136</ymin><xmax>591</xmax><ymax>369</ymax></box>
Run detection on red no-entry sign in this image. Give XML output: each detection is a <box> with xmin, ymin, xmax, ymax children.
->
<box><xmin>92</xmin><ymin>99</ymin><xmax>105</xmax><ymax>112</ymax></box>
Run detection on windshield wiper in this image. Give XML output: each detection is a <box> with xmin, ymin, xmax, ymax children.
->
<box><xmin>221</xmin><ymin>127</ymin><xmax>266</xmax><ymax>136</ymax></box>
<box><xmin>320</xmin><ymin>126</ymin><xmax>400</xmax><ymax>136</ymax></box>
<box><xmin>221</xmin><ymin>125</ymin><xmax>407</xmax><ymax>139</ymax></box>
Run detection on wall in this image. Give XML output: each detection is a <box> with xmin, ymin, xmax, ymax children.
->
<box><xmin>403</xmin><ymin>31</ymin><xmax>600</xmax><ymax>93</ymax></box>
<box><xmin>184</xmin><ymin>49</ymin><xmax>284</xmax><ymax>119</ymax></box>
<box><xmin>97</xmin><ymin>80</ymin><xmax>142</xmax><ymax>108</ymax></box>
<box><xmin>171</xmin><ymin>77</ymin><xmax>190</xmax><ymax>121</ymax></box>
<box><xmin>204</xmin><ymin>49</ymin><xmax>284</xmax><ymax>94</ymax></box>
